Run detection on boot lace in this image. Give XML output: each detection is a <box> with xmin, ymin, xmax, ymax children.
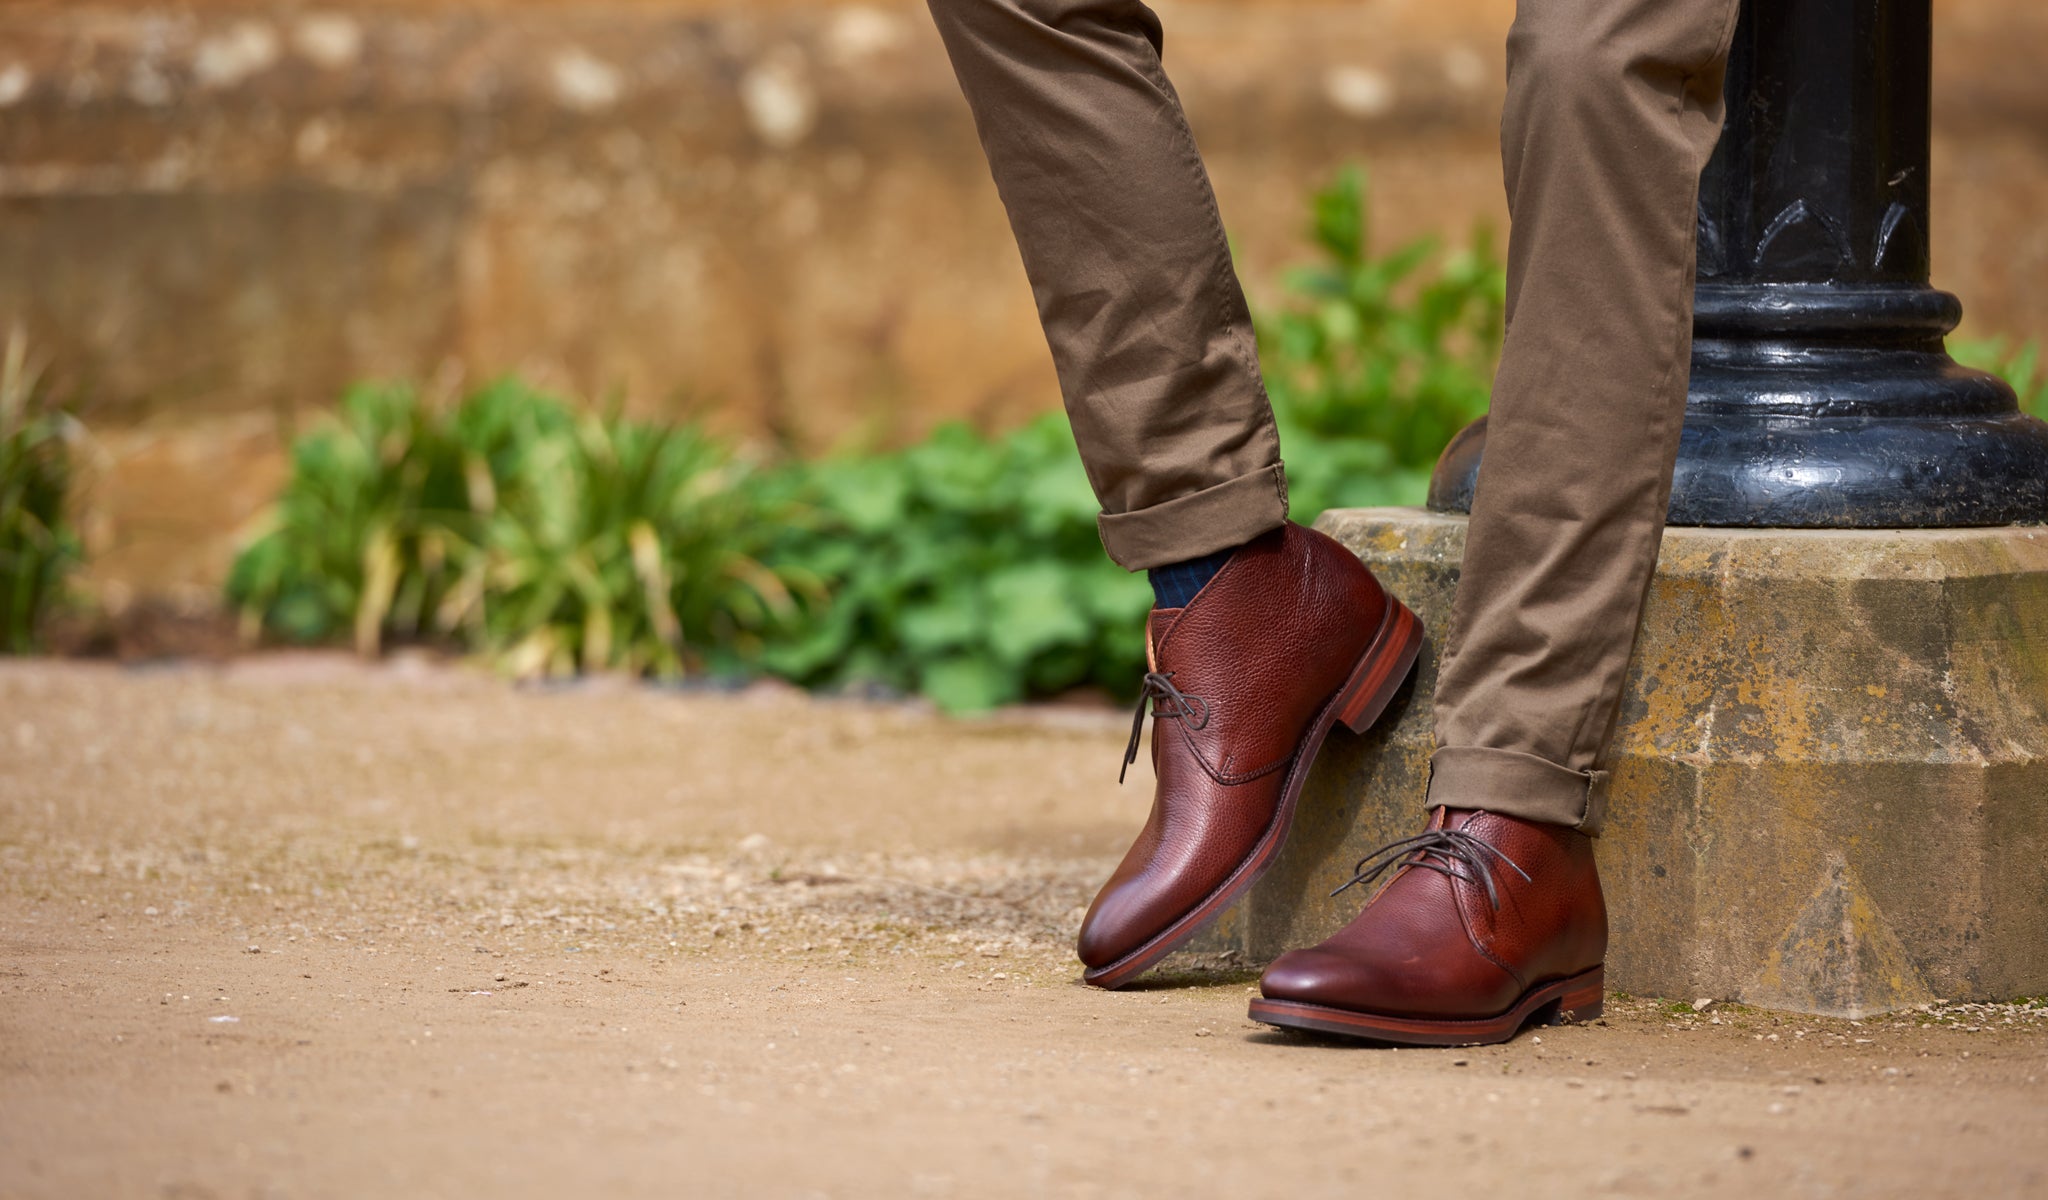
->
<box><xmin>1120</xmin><ymin>671</ymin><xmax>1209</xmax><ymax>784</ymax></box>
<box><xmin>1330</xmin><ymin>827</ymin><xmax>1531</xmax><ymax>909</ymax></box>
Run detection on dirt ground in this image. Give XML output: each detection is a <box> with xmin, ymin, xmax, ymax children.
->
<box><xmin>3</xmin><ymin>656</ymin><xmax>2046</xmax><ymax>1199</ymax></box>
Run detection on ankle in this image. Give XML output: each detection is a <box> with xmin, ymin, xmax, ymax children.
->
<box><xmin>1147</xmin><ymin>544</ymin><xmax>1241</xmax><ymax>609</ymax></box>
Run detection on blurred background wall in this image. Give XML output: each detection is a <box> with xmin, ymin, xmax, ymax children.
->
<box><xmin>2</xmin><ymin>0</ymin><xmax>2044</xmax><ymax>609</ymax></box>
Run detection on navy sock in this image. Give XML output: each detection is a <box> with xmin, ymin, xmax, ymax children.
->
<box><xmin>1148</xmin><ymin>545</ymin><xmax>1240</xmax><ymax>609</ymax></box>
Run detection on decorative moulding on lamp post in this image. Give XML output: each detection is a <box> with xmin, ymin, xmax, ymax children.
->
<box><xmin>1428</xmin><ymin>0</ymin><xmax>2048</xmax><ymax>527</ymax></box>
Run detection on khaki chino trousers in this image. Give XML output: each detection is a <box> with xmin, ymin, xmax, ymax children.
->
<box><xmin>929</xmin><ymin>0</ymin><xmax>1743</xmax><ymax>832</ymax></box>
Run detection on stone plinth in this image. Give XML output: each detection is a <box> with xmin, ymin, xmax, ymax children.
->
<box><xmin>1189</xmin><ymin>507</ymin><xmax>2048</xmax><ymax>1017</ymax></box>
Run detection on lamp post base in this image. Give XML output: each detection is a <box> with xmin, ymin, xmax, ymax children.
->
<box><xmin>1429</xmin><ymin>286</ymin><xmax>2048</xmax><ymax>528</ymax></box>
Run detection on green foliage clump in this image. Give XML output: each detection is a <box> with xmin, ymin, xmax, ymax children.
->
<box><xmin>465</xmin><ymin>391</ymin><xmax>802</xmax><ymax>678</ymax></box>
<box><xmin>1952</xmin><ymin>336</ymin><xmax>2048</xmax><ymax>421</ymax></box>
<box><xmin>1258</xmin><ymin>166</ymin><xmax>1506</xmax><ymax>517</ymax></box>
<box><xmin>227</xmin><ymin>382</ymin><xmax>484</xmax><ymax>653</ymax></box>
<box><xmin>227</xmin><ymin>165</ymin><xmax>1508</xmax><ymax>711</ymax></box>
<box><xmin>227</xmin><ymin>381</ymin><xmax>804</xmax><ymax>678</ymax></box>
<box><xmin>760</xmin><ymin>416</ymin><xmax>1151</xmax><ymax>713</ymax></box>
<box><xmin>0</xmin><ymin>333</ymin><xmax>81</xmax><ymax>653</ymax></box>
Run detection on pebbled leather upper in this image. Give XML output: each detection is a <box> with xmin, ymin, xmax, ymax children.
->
<box><xmin>1076</xmin><ymin>523</ymin><xmax>1390</xmax><ymax>970</ymax></box>
<box><xmin>1258</xmin><ymin>808</ymin><xmax>1607</xmax><ymax>1019</ymax></box>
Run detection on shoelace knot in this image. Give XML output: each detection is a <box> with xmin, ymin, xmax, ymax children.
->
<box><xmin>1330</xmin><ymin>827</ymin><xmax>1531</xmax><ymax>909</ymax></box>
<box><xmin>1120</xmin><ymin>671</ymin><xmax>1210</xmax><ymax>784</ymax></box>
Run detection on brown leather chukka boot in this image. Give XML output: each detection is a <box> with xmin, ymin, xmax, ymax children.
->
<box><xmin>1077</xmin><ymin>522</ymin><xmax>1423</xmax><ymax>989</ymax></box>
<box><xmin>1249</xmin><ymin>807</ymin><xmax>1607</xmax><ymax>1044</ymax></box>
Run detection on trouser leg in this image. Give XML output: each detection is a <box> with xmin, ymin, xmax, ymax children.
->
<box><xmin>1426</xmin><ymin>0</ymin><xmax>1743</xmax><ymax>833</ymax></box>
<box><xmin>926</xmin><ymin>0</ymin><xmax>1288</xmax><ymax>571</ymax></box>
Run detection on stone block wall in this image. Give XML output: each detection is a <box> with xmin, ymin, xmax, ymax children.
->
<box><xmin>0</xmin><ymin>0</ymin><xmax>2044</xmax><ymax>601</ymax></box>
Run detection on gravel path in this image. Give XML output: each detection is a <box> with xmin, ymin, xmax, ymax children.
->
<box><xmin>2</xmin><ymin>656</ymin><xmax>2044</xmax><ymax>1198</ymax></box>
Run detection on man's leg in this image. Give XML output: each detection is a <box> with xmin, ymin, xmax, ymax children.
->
<box><xmin>925</xmin><ymin>0</ymin><xmax>1287</xmax><ymax>572</ymax></box>
<box><xmin>1253</xmin><ymin>0</ymin><xmax>1741</xmax><ymax>1044</ymax></box>
<box><xmin>928</xmin><ymin>0</ymin><xmax>1426</xmax><ymax>988</ymax></box>
<box><xmin>1427</xmin><ymin>0</ymin><xmax>1743</xmax><ymax>832</ymax></box>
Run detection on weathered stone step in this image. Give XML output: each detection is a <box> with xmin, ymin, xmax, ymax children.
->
<box><xmin>1191</xmin><ymin>507</ymin><xmax>2048</xmax><ymax>1018</ymax></box>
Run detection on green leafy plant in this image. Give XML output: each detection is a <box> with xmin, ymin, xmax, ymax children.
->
<box><xmin>759</xmin><ymin>416</ymin><xmax>1152</xmax><ymax>713</ymax></box>
<box><xmin>1952</xmin><ymin>336</ymin><xmax>2047</xmax><ymax>420</ymax></box>
<box><xmin>227</xmin><ymin>382</ymin><xmax>485</xmax><ymax>652</ymax></box>
<box><xmin>227</xmin><ymin>380</ymin><xmax>804</xmax><ymax>678</ymax></box>
<box><xmin>1257</xmin><ymin>165</ymin><xmax>1506</xmax><ymax>517</ymax></box>
<box><xmin>472</xmin><ymin>401</ymin><xmax>804</xmax><ymax>679</ymax></box>
<box><xmin>0</xmin><ymin>331</ymin><xmax>82</xmax><ymax>653</ymax></box>
<box><xmin>226</xmin><ymin>165</ymin><xmax>1511</xmax><ymax>712</ymax></box>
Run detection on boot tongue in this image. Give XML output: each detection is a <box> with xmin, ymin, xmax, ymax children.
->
<box><xmin>1145</xmin><ymin>608</ymin><xmax>1183</xmax><ymax>672</ymax></box>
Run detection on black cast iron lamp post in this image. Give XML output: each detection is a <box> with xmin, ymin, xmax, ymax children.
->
<box><xmin>1431</xmin><ymin>0</ymin><xmax>2048</xmax><ymax>526</ymax></box>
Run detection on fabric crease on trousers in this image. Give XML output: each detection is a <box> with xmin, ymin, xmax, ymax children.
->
<box><xmin>929</xmin><ymin>0</ymin><xmax>1743</xmax><ymax>832</ymax></box>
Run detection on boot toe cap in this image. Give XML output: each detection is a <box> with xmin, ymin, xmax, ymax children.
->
<box><xmin>1259</xmin><ymin>948</ymin><xmax>1371</xmax><ymax>1005</ymax></box>
<box><xmin>1075</xmin><ymin>879</ymin><xmax>1175</xmax><ymax>971</ymax></box>
<box><xmin>1262</xmin><ymin>942</ymin><xmax>1525</xmax><ymax>1020</ymax></box>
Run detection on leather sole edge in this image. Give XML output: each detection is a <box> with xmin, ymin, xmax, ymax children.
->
<box><xmin>1245</xmin><ymin>965</ymin><xmax>1606</xmax><ymax>1047</ymax></box>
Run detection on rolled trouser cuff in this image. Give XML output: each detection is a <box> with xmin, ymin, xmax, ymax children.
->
<box><xmin>1426</xmin><ymin>746</ymin><xmax>1610</xmax><ymax>836</ymax></box>
<box><xmin>1095</xmin><ymin>463</ymin><xmax>1289</xmax><ymax>571</ymax></box>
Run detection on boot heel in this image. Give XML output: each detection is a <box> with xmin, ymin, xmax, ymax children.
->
<box><xmin>1551</xmin><ymin>967</ymin><xmax>1605</xmax><ymax>1025</ymax></box>
<box><xmin>1334</xmin><ymin>599</ymin><xmax>1424</xmax><ymax>735</ymax></box>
